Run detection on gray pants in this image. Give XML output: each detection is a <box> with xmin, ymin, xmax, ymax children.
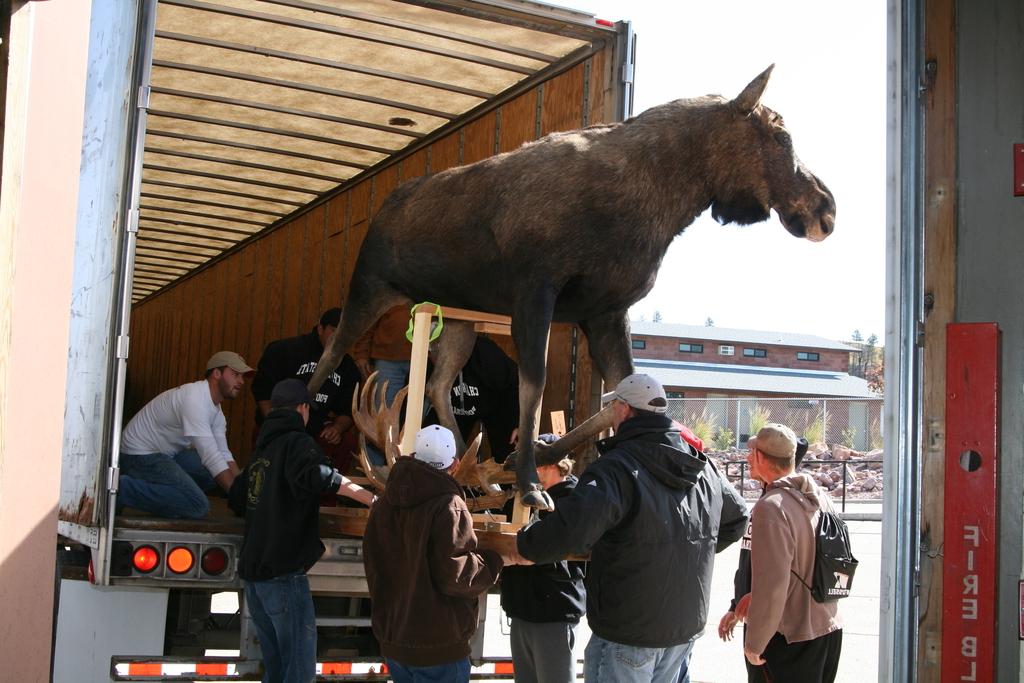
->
<box><xmin>509</xmin><ymin>618</ymin><xmax>579</xmax><ymax>683</ymax></box>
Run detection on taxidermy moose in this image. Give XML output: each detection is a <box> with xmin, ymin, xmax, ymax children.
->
<box><xmin>308</xmin><ymin>65</ymin><xmax>836</xmax><ymax>509</ymax></box>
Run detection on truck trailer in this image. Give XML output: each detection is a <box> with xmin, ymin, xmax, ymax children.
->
<box><xmin>38</xmin><ymin>1</ymin><xmax>634</xmax><ymax>679</ymax></box>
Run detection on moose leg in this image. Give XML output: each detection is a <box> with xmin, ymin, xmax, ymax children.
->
<box><xmin>424</xmin><ymin>320</ymin><xmax>477</xmax><ymax>454</ymax></box>
<box><xmin>511</xmin><ymin>290</ymin><xmax>556</xmax><ymax>511</ymax></box>
<box><xmin>580</xmin><ymin>310</ymin><xmax>635</xmax><ymax>388</ymax></box>
<box><xmin>510</xmin><ymin>311</ymin><xmax>634</xmax><ymax>468</ymax></box>
<box><xmin>308</xmin><ymin>280</ymin><xmax>408</xmax><ymax>394</ymax></box>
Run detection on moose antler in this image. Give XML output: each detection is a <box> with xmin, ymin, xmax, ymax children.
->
<box><xmin>454</xmin><ymin>434</ymin><xmax>515</xmax><ymax>511</ymax></box>
<box><xmin>351</xmin><ymin>371</ymin><xmax>408</xmax><ymax>492</ymax></box>
<box><xmin>351</xmin><ymin>371</ymin><xmax>408</xmax><ymax>459</ymax></box>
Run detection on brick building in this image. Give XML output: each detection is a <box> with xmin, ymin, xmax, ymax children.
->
<box><xmin>628</xmin><ymin>321</ymin><xmax>874</xmax><ymax>399</ymax></box>
<box><xmin>628</xmin><ymin>322</ymin><xmax>879</xmax><ymax>448</ymax></box>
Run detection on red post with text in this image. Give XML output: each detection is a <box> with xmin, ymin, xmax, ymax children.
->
<box><xmin>942</xmin><ymin>323</ymin><xmax>1000</xmax><ymax>683</ymax></box>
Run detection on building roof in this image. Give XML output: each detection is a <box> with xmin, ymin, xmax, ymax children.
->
<box><xmin>629</xmin><ymin>321</ymin><xmax>857</xmax><ymax>352</ymax></box>
<box><xmin>635</xmin><ymin>358</ymin><xmax>878</xmax><ymax>398</ymax></box>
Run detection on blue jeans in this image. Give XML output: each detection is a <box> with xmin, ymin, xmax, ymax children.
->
<box><xmin>583</xmin><ymin>634</ymin><xmax>695</xmax><ymax>683</ymax></box>
<box><xmin>118</xmin><ymin>448</ymin><xmax>215</xmax><ymax>519</ymax></box>
<box><xmin>385</xmin><ymin>657</ymin><xmax>470</xmax><ymax>683</ymax></box>
<box><xmin>245</xmin><ymin>572</ymin><xmax>317</xmax><ymax>683</ymax></box>
<box><xmin>366</xmin><ymin>359</ymin><xmax>410</xmax><ymax>466</ymax></box>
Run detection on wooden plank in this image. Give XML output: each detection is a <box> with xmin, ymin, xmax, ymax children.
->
<box><xmin>319</xmin><ymin>508</ymin><xmax>562</xmax><ymax>559</ymax></box>
<box><xmin>587</xmin><ymin>51</ymin><xmax>609</xmax><ymax>125</ymax></box>
<box><xmin>400</xmin><ymin>308</ymin><xmax>434</xmax><ymax>455</ymax></box>
<box><xmin>498</xmin><ymin>87</ymin><xmax>539</xmax><ymax>152</ymax></box>
<box><xmin>473</xmin><ymin>321</ymin><xmax>511</xmax><ymax>336</ymax></box>
<box><xmin>344</xmin><ymin>182</ymin><xmax>371</xmax><ymax>298</ymax></box>
<box><xmin>263</xmin><ymin>229</ymin><xmax>289</xmax><ymax>343</ymax></box>
<box><xmin>371</xmin><ymin>165</ymin><xmax>399</xmax><ymax>219</ymax></box>
<box><xmin>918</xmin><ymin>0</ymin><xmax>957</xmax><ymax>678</ymax></box>
<box><xmin>323</xmin><ymin>194</ymin><xmax>347</xmax><ymax>306</ymax></box>
<box><xmin>401</xmin><ymin>148</ymin><xmax>430</xmax><ymax>183</ymax></box>
<box><xmin>441</xmin><ymin>306</ymin><xmax>511</xmax><ymax>325</ymax></box>
<box><xmin>206</xmin><ymin>263</ymin><xmax>226</xmax><ymax>359</ymax></box>
<box><xmin>279</xmin><ymin>216</ymin><xmax>306</xmax><ymax>337</ymax></box>
<box><xmin>301</xmin><ymin>204</ymin><xmax>326</xmax><ymax>328</ymax></box>
<box><xmin>246</xmin><ymin>238</ymin><xmax>271</xmax><ymax>390</ymax></box>
<box><xmin>235</xmin><ymin>242</ymin><xmax>259</xmax><ymax>463</ymax></box>
<box><xmin>462</xmin><ymin>111</ymin><xmax>497</xmax><ymax>165</ymax></box>
<box><xmin>428</xmin><ymin>131</ymin><xmax>461</xmax><ymax>174</ymax></box>
<box><xmin>541</xmin><ymin>63</ymin><xmax>586</xmax><ymax>136</ymax></box>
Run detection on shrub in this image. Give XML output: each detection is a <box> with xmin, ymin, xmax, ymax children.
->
<box><xmin>804</xmin><ymin>412</ymin><xmax>827</xmax><ymax>445</ymax></box>
<box><xmin>685</xmin><ymin>408</ymin><xmax>717</xmax><ymax>447</ymax></box>
<box><xmin>842</xmin><ymin>426</ymin><xmax>857</xmax><ymax>449</ymax></box>
<box><xmin>713</xmin><ymin>427</ymin><xmax>735</xmax><ymax>451</ymax></box>
<box><xmin>869</xmin><ymin>418</ymin><xmax>883</xmax><ymax>450</ymax></box>
<box><xmin>748</xmin><ymin>405</ymin><xmax>771</xmax><ymax>438</ymax></box>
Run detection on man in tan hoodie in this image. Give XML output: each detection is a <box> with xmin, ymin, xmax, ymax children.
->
<box><xmin>743</xmin><ymin>424</ymin><xmax>843</xmax><ymax>682</ymax></box>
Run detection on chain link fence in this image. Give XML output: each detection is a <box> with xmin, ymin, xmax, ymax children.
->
<box><xmin>666</xmin><ymin>397</ymin><xmax>884</xmax><ymax>451</ymax></box>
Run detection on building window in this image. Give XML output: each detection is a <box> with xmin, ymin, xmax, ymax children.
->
<box><xmin>718</xmin><ymin>345</ymin><xmax>734</xmax><ymax>356</ymax></box>
<box><xmin>667</xmin><ymin>391</ymin><xmax>685</xmax><ymax>399</ymax></box>
<box><xmin>678</xmin><ymin>343</ymin><xmax>704</xmax><ymax>354</ymax></box>
<box><xmin>743</xmin><ymin>348</ymin><xmax>767</xmax><ymax>358</ymax></box>
<box><xmin>797</xmin><ymin>351</ymin><xmax>820</xmax><ymax>361</ymax></box>
<box><xmin>631</xmin><ymin>339</ymin><xmax>646</xmax><ymax>350</ymax></box>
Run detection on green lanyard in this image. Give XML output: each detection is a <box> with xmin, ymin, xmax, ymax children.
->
<box><xmin>404</xmin><ymin>302</ymin><xmax>444</xmax><ymax>343</ymax></box>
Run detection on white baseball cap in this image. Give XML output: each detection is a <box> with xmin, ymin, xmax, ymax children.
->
<box><xmin>413</xmin><ymin>425</ymin><xmax>457</xmax><ymax>470</ymax></box>
<box><xmin>601</xmin><ymin>373</ymin><xmax>668</xmax><ymax>414</ymax></box>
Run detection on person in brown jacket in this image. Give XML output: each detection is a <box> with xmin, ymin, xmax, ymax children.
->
<box><xmin>362</xmin><ymin>425</ymin><xmax>519</xmax><ymax>682</ymax></box>
<box><xmin>743</xmin><ymin>424</ymin><xmax>843</xmax><ymax>682</ymax></box>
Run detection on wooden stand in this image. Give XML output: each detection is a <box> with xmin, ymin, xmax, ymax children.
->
<box><xmin>395</xmin><ymin>305</ymin><xmax>550</xmax><ymax>525</ymax></box>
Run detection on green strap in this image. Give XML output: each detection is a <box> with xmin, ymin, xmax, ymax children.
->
<box><xmin>405</xmin><ymin>301</ymin><xmax>444</xmax><ymax>343</ymax></box>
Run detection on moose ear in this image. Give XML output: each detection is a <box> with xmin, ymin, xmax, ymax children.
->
<box><xmin>732</xmin><ymin>64</ymin><xmax>775</xmax><ymax>115</ymax></box>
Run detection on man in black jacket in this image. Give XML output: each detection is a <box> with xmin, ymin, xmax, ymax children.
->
<box><xmin>229</xmin><ymin>379</ymin><xmax>374</xmax><ymax>683</ymax></box>
<box><xmin>501</xmin><ymin>438</ymin><xmax>585</xmax><ymax>683</ymax></box>
<box><xmin>252</xmin><ymin>308</ymin><xmax>361</xmax><ymax>476</ymax></box>
<box><xmin>517</xmin><ymin>374</ymin><xmax>749</xmax><ymax>683</ymax></box>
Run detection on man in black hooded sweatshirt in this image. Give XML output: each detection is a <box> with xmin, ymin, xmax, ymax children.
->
<box><xmin>517</xmin><ymin>374</ymin><xmax>749</xmax><ymax>683</ymax></box>
<box><xmin>229</xmin><ymin>379</ymin><xmax>374</xmax><ymax>683</ymax></box>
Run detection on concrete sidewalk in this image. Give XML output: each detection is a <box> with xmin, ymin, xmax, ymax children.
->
<box><xmin>482</xmin><ymin>520</ymin><xmax>881</xmax><ymax>682</ymax></box>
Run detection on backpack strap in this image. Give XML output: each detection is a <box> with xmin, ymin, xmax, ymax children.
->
<box><xmin>777</xmin><ymin>485</ymin><xmax>820</xmax><ymax>593</ymax></box>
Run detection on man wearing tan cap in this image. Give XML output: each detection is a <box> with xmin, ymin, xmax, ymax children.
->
<box><xmin>118</xmin><ymin>351</ymin><xmax>254</xmax><ymax>519</ymax></box>
<box><xmin>742</xmin><ymin>423</ymin><xmax>843</xmax><ymax>681</ymax></box>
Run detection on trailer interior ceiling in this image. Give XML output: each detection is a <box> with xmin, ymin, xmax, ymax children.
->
<box><xmin>134</xmin><ymin>0</ymin><xmax>617</xmax><ymax>301</ymax></box>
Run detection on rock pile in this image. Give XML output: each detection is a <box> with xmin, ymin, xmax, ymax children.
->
<box><xmin>707</xmin><ymin>445</ymin><xmax>884</xmax><ymax>501</ymax></box>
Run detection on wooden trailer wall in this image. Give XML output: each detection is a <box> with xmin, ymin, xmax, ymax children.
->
<box><xmin>127</xmin><ymin>55</ymin><xmax>613</xmax><ymax>464</ymax></box>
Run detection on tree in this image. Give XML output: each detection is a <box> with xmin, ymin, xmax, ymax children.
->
<box><xmin>704</xmin><ymin>317</ymin><xmax>714</xmax><ymax>327</ymax></box>
<box><xmin>653</xmin><ymin>310</ymin><xmax>663</xmax><ymax>323</ymax></box>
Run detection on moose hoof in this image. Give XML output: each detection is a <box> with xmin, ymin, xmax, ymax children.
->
<box><xmin>520</xmin><ymin>487</ymin><xmax>554</xmax><ymax>511</ymax></box>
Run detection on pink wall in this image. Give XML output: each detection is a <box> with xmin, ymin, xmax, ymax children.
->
<box><xmin>0</xmin><ymin>1</ymin><xmax>91</xmax><ymax>677</ymax></box>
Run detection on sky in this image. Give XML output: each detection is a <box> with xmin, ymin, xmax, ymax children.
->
<box><xmin>567</xmin><ymin>1</ymin><xmax>888</xmax><ymax>342</ymax></box>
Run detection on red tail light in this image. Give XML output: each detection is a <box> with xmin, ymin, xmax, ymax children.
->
<box><xmin>201</xmin><ymin>547</ymin><xmax>229</xmax><ymax>575</ymax></box>
<box><xmin>133</xmin><ymin>546</ymin><xmax>160</xmax><ymax>573</ymax></box>
<box><xmin>166</xmin><ymin>546</ymin><xmax>194</xmax><ymax>574</ymax></box>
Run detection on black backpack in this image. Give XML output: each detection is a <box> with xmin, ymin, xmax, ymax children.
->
<box><xmin>785</xmin><ymin>489</ymin><xmax>859</xmax><ymax>602</ymax></box>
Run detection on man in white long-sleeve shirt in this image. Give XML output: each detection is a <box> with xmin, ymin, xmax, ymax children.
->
<box><xmin>118</xmin><ymin>351</ymin><xmax>254</xmax><ymax>519</ymax></box>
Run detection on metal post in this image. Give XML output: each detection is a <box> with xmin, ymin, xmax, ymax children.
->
<box><xmin>100</xmin><ymin>0</ymin><xmax>159</xmax><ymax>587</ymax></box>
<box><xmin>842</xmin><ymin>462</ymin><xmax>848</xmax><ymax>513</ymax></box>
